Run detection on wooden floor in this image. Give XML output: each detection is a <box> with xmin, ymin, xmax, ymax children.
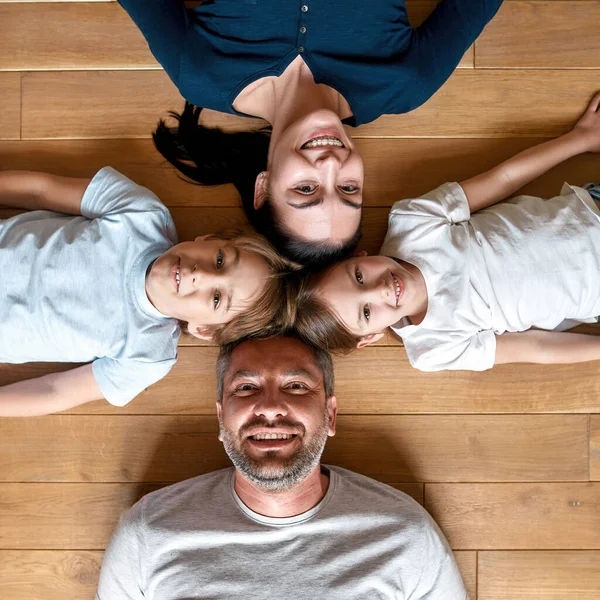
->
<box><xmin>1</xmin><ymin>1</ymin><xmax>600</xmax><ymax>598</ymax></box>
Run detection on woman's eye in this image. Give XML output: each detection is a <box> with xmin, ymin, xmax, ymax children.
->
<box><xmin>213</xmin><ymin>290</ymin><xmax>221</xmax><ymax>309</ymax></box>
<box><xmin>216</xmin><ymin>249</ymin><xmax>224</xmax><ymax>269</ymax></box>
<box><xmin>340</xmin><ymin>184</ymin><xmax>359</xmax><ymax>194</ymax></box>
<box><xmin>355</xmin><ymin>267</ymin><xmax>364</xmax><ymax>285</ymax></box>
<box><xmin>363</xmin><ymin>304</ymin><xmax>371</xmax><ymax>322</ymax></box>
<box><xmin>296</xmin><ymin>183</ymin><xmax>317</xmax><ymax>194</ymax></box>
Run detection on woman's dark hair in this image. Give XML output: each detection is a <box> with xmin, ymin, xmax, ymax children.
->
<box><xmin>153</xmin><ymin>102</ymin><xmax>361</xmax><ymax>268</ymax></box>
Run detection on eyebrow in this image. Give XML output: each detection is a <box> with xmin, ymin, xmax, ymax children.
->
<box><xmin>282</xmin><ymin>368</ymin><xmax>319</xmax><ymax>381</ymax></box>
<box><xmin>287</xmin><ymin>196</ymin><xmax>362</xmax><ymax>210</ymax></box>
<box><xmin>224</xmin><ymin>246</ymin><xmax>241</xmax><ymax>314</ymax></box>
<box><xmin>229</xmin><ymin>370</ymin><xmax>259</xmax><ymax>381</ymax></box>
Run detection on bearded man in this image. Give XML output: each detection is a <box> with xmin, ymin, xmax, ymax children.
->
<box><xmin>96</xmin><ymin>336</ymin><xmax>468</xmax><ymax>599</ymax></box>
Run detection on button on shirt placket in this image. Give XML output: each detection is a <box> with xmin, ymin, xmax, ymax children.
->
<box><xmin>298</xmin><ymin>4</ymin><xmax>308</xmax><ymax>54</ymax></box>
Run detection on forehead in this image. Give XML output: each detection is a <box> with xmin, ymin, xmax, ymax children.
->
<box><xmin>226</xmin><ymin>338</ymin><xmax>322</xmax><ymax>379</ymax></box>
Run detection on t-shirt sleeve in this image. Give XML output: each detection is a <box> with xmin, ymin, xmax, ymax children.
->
<box><xmin>405</xmin><ymin>329</ymin><xmax>497</xmax><ymax>372</ymax></box>
<box><xmin>95</xmin><ymin>501</ymin><xmax>146</xmax><ymax>600</ymax></box>
<box><xmin>393</xmin><ymin>0</ymin><xmax>502</xmax><ymax>112</ymax></box>
<box><xmin>80</xmin><ymin>167</ymin><xmax>170</xmax><ymax>223</ymax></box>
<box><xmin>92</xmin><ymin>356</ymin><xmax>177</xmax><ymax>407</ymax></box>
<box><xmin>410</xmin><ymin>513</ymin><xmax>469</xmax><ymax>600</ymax></box>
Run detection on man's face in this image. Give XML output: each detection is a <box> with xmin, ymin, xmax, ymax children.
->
<box><xmin>217</xmin><ymin>337</ymin><xmax>337</xmax><ymax>491</ymax></box>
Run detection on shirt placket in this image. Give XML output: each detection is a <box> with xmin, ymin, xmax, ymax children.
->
<box><xmin>297</xmin><ymin>3</ymin><xmax>309</xmax><ymax>54</ymax></box>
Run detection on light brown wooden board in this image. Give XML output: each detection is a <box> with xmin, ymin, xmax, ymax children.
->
<box><xmin>476</xmin><ymin>2</ymin><xmax>600</xmax><ymax>68</ymax></box>
<box><xmin>478</xmin><ymin>551</ymin><xmax>600</xmax><ymax>600</ymax></box>
<box><xmin>0</xmin><ymin>3</ymin><xmax>158</xmax><ymax>70</ymax></box>
<box><xmin>3</xmin><ymin>138</ymin><xmax>600</xmax><ymax>208</ymax></box>
<box><xmin>0</xmin><ymin>414</ymin><xmax>588</xmax><ymax>483</ymax></box>
<box><xmin>0</xmin><ymin>550</ymin><xmax>102</xmax><ymax>600</ymax></box>
<box><xmin>455</xmin><ymin>551</ymin><xmax>477</xmax><ymax>600</ymax></box>
<box><xmin>589</xmin><ymin>415</ymin><xmax>600</xmax><ymax>481</ymax></box>
<box><xmin>425</xmin><ymin>483</ymin><xmax>600</xmax><ymax>550</ymax></box>
<box><xmin>21</xmin><ymin>70</ymin><xmax>600</xmax><ymax>139</ymax></box>
<box><xmin>0</xmin><ymin>73</ymin><xmax>21</xmax><ymax>140</ymax></box>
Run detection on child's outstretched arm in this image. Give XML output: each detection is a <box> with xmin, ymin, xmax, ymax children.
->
<box><xmin>0</xmin><ymin>364</ymin><xmax>104</xmax><ymax>417</ymax></box>
<box><xmin>0</xmin><ymin>171</ymin><xmax>90</xmax><ymax>214</ymax></box>
<box><xmin>460</xmin><ymin>91</ymin><xmax>600</xmax><ymax>213</ymax></box>
<box><xmin>495</xmin><ymin>330</ymin><xmax>600</xmax><ymax>366</ymax></box>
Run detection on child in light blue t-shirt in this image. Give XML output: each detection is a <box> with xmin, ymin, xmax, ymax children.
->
<box><xmin>0</xmin><ymin>167</ymin><xmax>292</xmax><ymax>416</ymax></box>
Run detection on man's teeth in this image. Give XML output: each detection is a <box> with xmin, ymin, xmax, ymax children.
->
<box><xmin>252</xmin><ymin>433</ymin><xmax>294</xmax><ymax>440</ymax></box>
<box><xmin>303</xmin><ymin>136</ymin><xmax>343</xmax><ymax>149</ymax></box>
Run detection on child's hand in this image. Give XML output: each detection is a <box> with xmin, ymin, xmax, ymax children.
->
<box><xmin>572</xmin><ymin>91</ymin><xmax>600</xmax><ymax>153</ymax></box>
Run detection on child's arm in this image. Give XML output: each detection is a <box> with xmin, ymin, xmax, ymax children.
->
<box><xmin>495</xmin><ymin>330</ymin><xmax>600</xmax><ymax>365</ymax></box>
<box><xmin>460</xmin><ymin>91</ymin><xmax>600</xmax><ymax>214</ymax></box>
<box><xmin>0</xmin><ymin>171</ymin><xmax>90</xmax><ymax>215</ymax></box>
<box><xmin>0</xmin><ymin>364</ymin><xmax>104</xmax><ymax>417</ymax></box>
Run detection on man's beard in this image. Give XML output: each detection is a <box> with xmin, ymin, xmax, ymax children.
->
<box><xmin>219</xmin><ymin>405</ymin><xmax>330</xmax><ymax>492</ymax></box>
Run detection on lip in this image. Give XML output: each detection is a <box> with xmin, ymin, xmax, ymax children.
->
<box><xmin>301</xmin><ymin>128</ymin><xmax>345</xmax><ymax>149</ymax></box>
<box><xmin>246</xmin><ymin>436</ymin><xmax>299</xmax><ymax>451</ymax></box>
<box><xmin>390</xmin><ymin>271</ymin><xmax>404</xmax><ymax>307</ymax></box>
<box><xmin>170</xmin><ymin>258</ymin><xmax>181</xmax><ymax>292</ymax></box>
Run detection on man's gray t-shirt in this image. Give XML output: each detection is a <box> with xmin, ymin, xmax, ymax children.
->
<box><xmin>96</xmin><ymin>466</ymin><xmax>468</xmax><ymax>599</ymax></box>
<box><xmin>0</xmin><ymin>167</ymin><xmax>179</xmax><ymax>406</ymax></box>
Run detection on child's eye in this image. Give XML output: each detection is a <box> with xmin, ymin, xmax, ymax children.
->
<box><xmin>355</xmin><ymin>266</ymin><xmax>364</xmax><ymax>285</ymax></box>
<box><xmin>213</xmin><ymin>290</ymin><xmax>221</xmax><ymax>309</ymax></box>
<box><xmin>296</xmin><ymin>183</ymin><xmax>317</xmax><ymax>194</ymax></box>
<box><xmin>363</xmin><ymin>304</ymin><xmax>371</xmax><ymax>322</ymax></box>
<box><xmin>216</xmin><ymin>249</ymin><xmax>224</xmax><ymax>269</ymax></box>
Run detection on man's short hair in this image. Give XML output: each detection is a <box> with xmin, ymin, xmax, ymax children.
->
<box><xmin>216</xmin><ymin>335</ymin><xmax>335</xmax><ymax>402</ymax></box>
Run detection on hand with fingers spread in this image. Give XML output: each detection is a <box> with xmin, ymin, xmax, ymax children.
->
<box><xmin>572</xmin><ymin>90</ymin><xmax>600</xmax><ymax>153</ymax></box>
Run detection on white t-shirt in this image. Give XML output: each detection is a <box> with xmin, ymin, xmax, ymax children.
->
<box><xmin>96</xmin><ymin>466</ymin><xmax>468</xmax><ymax>600</ymax></box>
<box><xmin>0</xmin><ymin>167</ymin><xmax>180</xmax><ymax>405</ymax></box>
<box><xmin>381</xmin><ymin>182</ymin><xmax>600</xmax><ymax>371</ymax></box>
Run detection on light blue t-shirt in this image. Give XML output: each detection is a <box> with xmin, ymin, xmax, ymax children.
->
<box><xmin>0</xmin><ymin>167</ymin><xmax>180</xmax><ymax>406</ymax></box>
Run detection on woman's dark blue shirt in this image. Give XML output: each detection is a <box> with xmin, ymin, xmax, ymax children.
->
<box><xmin>119</xmin><ymin>0</ymin><xmax>502</xmax><ymax>126</ymax></box>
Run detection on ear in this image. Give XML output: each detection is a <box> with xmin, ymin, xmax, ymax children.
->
<box><xmin>253</xmin><ymin>172</ymin><xmax>268</xmax><ymax>209</ymax></box>
<box><xmin>216</xmin><ymin>402</ymin><xmax>223</xmax><ymax>442</ymax></box>
<box><xmin>326</xmin><ymin>395</ymin><xmax>338</xmax><ymax>437</ymax></box>
<box><xmin>353</xmin><ymin>250</ymin><xmax>368</xmax><ymax>257</ymax></box>
<box><xmin>356</xmin><ymin>333</ymin><xmax>384</xmax><ymax>349</ymax></box>
<box><xmin>194</xmin><ymin>234</ymin><xmax>210</xmax><ymax>243</ymax></box>
<box><xmin>188</xmin><ymin>324</ymin><xmax>214</xmax><ymax>341</ymax></box>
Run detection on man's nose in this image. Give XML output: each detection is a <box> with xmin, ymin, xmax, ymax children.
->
<box><xmin>253</xmin><ymin>390</ymin><xmax>288</xmax><ymax>420</ymax></box>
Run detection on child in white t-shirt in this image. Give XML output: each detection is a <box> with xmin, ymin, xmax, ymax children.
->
<box><xmin>0</xmin><ymin>167</ymin><xmax>292</xmax><ymax>415</ymax></box>
<box><xmin>295</xmin><ymin>91</ymin><xmax>600</xmax><ymax>371</ymax></box>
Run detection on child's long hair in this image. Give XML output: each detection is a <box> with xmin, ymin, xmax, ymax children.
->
<box><xmin>191</xmin><ymin>229</ymin><xmax>299</xmax><ymax>345</ymax></box>
<box><xmin>288</xmin><ymin>269</ymin><xmax>362</xmax><ymax>354</ymax></box>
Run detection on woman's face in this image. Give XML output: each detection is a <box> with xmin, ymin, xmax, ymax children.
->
<box><xmin>257</xmin><ymin>110</ymin><xmax>364</xmax><ymax>245</ymax></box>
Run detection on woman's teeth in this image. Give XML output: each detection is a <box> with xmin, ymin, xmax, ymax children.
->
<box><xmin>252</xmin><ymin>433</ymin><xmax>294</xmax><ymax>440</ymax></box>
<box><xmin>302</xmin><ymin>136</ymin><xmax>344</xmax><ymax>149</ymax></box>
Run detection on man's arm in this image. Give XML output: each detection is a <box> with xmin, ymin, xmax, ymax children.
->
<box><xmin>0</xmin><ymin>364</ymin><xmax>105</xmax><ymax>417</ymax></box>
<box><xmin>460</xmin><ymin>91</ymin><xmax>600</xmax><ymax>213</ymax></box>
<box><xmin>0</xmin><ymin>171</ymin><xmax>90</xmax><ymax>215</ymax></box>
<box><xmin>495</xmin><ymin>330</ymin><xmax>600</xmax><ymax>365</ymax></box>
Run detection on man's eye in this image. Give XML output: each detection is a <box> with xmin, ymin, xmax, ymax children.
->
<box><xmin>213</xmin><ymin>290</ymin><xmax>221</xmax><ymax>309</ymax></box>
<box><xmin>340</xmin><ymin>184</ymin><xmax>359</xmax><ymax>194</ymax></box>
<box><xmin>216</xmin><ymin>249</ymin><xmax>224</xmax><ymax>269</ymax></box>
<box><xmin>288</xmin><ymin>382</ymin><xmax>307</xmax><ymax>389</ymax></box>
<box><xmin>355</xmin><ymin>266</ymin><xmax>364</xmax><ymax>284</ymax></box>
<box><xmin>363</xmin><ymin>304</ymin><xmax>371</xmax><ymax>322</ymax></box>
<box><xmin>235</xmin><ymin>383</ymin><xmax>257</xmax><ymax>393</ymax></box>
<box><xmin>296</xmin><ymin>184</ymin><xmax>317</xmax><ymax>194</ymax></box>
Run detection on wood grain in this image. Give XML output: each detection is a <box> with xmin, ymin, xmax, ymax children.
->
<box><xmin>478</xmin><ymin>551</ymin><xmax>600</xmax><ymax>599</ymax></box>
<box><xmin>0</xmin><ymin>414</ymin><xmax>587</xmax><ymax>483</ymax></box>
<box><xmin>590</xmin><ymin>415</ymin><xmax>600</xmax><ymax>481</ymax></box>
<box><xmin>425</xmin><ymin>483</ymin><xmax>600</xmax><ymax>550</ymax></box>
<box><xmin>0</xmin><ymin>73</ymin><xmax>21</xmax><ymax>140</ymax></box>
<box><xmin>0</xmin><ymin>3</ymin><xmax>157</xmax><ymax>70</ymax></box>
<box><xmin>476</xmin><ymin>2</ymin><xmax>600</xmax><ymax>68</ymax></box>
<box><xmin>455</xmin><ymin>551</ymin><xmax>477</xmax><ymax>600</ymax></box>
<box><xmin>0</xmin><ymin>550</ymin><xmax>102</xmax><ymax>600</ymax></box>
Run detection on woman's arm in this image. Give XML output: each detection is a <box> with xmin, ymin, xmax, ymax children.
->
<box><xmin>495</xmin><ymin>329</ymin><xmax>600</xmax><ymax>365</ymax></box>
<box><xmin>0</xmin><ymin>364</ymin><xmax>105</xmax><ymax>417</ymax></box>
<box><xmin>118</xmin><ymin>0</ymin><xmax>189</xmax><ymax>81</ymax></box>
<box><xmin>460</xmin><ymin>91</ymin><xmax>600</xmax><ymax>213</ymax></box>
<box><xmin>0</xmin><ymin>171</ymin><xmax>90</xmax><ymax>215</ymax></box>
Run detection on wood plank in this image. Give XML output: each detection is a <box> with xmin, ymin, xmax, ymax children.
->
<box><xmin>589</xmin><ymin>415</ymin><xmax>600</xmax><ymax>481</ymax></box>
<box><xmin>425</xmin><ymin>483</ymin><xmax>600</xmax><ymax>550</ymax></box>
<box><xmin>478</xmin><ymin>551</ymin><xmax>600</xmax><ymax>600</ymax></box>
<box><xmin>0</xmin><ymin>73</ymin><xmax>20</xmax><ymax>140</ymax></box>
<box><xmin>455</xmin><ymin>551</ymin><xmax>477</xmax><ymax>600</ymax></box>
<box><xmin>476</xmin><ymin>2</ymin><xmax>600</xmax><ymax>68</ymax></box>
<box><xmin>0</xmin><ymin>4</ymin><xmax>157</xmax><ymax>70</ymax></box>
<box><xmin>0</xmin><ymin>415</ymin><xmax>587</xmax><ymax>483</ymax></box>
<box><xmin>355</xmin><ymin>71</ymin><xmax>600</xmax><ymax>138</ymax></box>
<box><xmin>0</xmin><ymin>550</ymin><xmax>101</xmax><ymax>600</ymax></box>
<box><xmin>389</xmin><ymin>483</ymin><xmax>424</xmax><ymax>505</ymax></box>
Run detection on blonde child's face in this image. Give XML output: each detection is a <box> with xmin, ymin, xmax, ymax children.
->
<box><xmin>146</xmin><ymin>236</ymin><xmax>271</xmax><ymax>336</ymax></box>
<box><xmin>317</xmin><ymin>255</ymin><xmax>427</xmax><ymax>341</ymax></box>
